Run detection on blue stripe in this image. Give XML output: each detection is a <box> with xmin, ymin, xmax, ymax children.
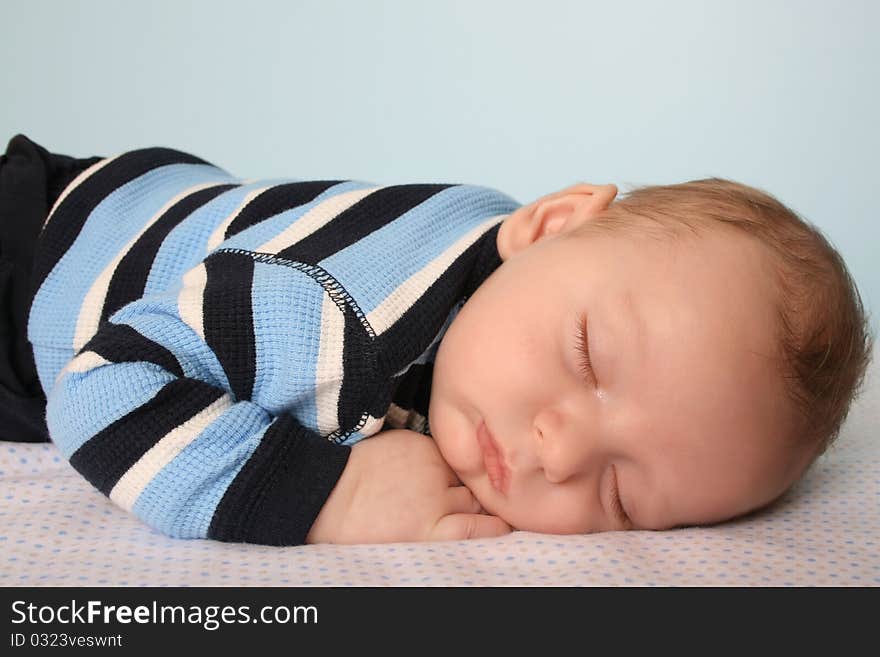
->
<box><xmin>28</xmin><ymin>163</ymin><xmax>238</xmax><ymax>348</ymax></box>
<box><xmin>45</xmin><ymin>361</ymin><xmax>176</xmax><ymax>458</ymax></box>
<box><xmin>339</xmin><ymin>429</ymin><xmax>373</xmax><ymax>446</ymax></box>
<box><xmin>131</xmin><ymin>400</ymin><xmax>272</xmax><ymax>539</ymax></box>
<box><xmin>142</xmin><ymin>178</ymin><xmax>288</xmax><ymax>296</ymax></box>
<box><xmin>249</xmin><ymin>260</ymin><xmax>329</xmax><ymax>434</ymax></box>
<box><xmin>107</xmin><ymin>294</ymin><xmax>231</xmax><ymax>391</ymax></box>
<box><xmin>32</xmin><ymin>343</ymin><xmax>75</xmax><ymax>399</ymax></box>
<box><xmin>319</xmin><ymin>185</ymin><xmax>518</xmax><ymax>314</ymax></box>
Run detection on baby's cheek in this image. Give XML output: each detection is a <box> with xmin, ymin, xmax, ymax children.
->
<box><xmin>430</xmin><ymin>423</ymin><xmax>472</xmax><ymax>479</ymax></box>
<box><xmin>500</xmin><ymin>491</ymin><xmax>597</xmax><ymax>534</ymax></box>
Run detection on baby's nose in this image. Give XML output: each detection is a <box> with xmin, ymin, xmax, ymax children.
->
<box><xmin>535</xmin><ymin>424</ymin><xmax>593</xmax><ymax>484</ymax></box>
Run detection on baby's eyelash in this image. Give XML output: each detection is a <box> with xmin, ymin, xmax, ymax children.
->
<box><xmin>575</xmin><ymin>315</ymin><xmax>595</xmax><ymax>383</ymax></box>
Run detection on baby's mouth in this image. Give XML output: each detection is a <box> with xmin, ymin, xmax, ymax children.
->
<box><xmin>476</xmin><ymin>420</ymin><xmax>510</xmax><ymax>495</ymax></box>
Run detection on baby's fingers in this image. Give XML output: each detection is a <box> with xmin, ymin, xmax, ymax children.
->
<box><xmin>446</xmin><ymin>485</ymin><xmax>484</xmax><ymax>514</ymax></box>
<box><xmin>429</xmin><ymin>513</ymin><xmax>512</xmax><ymax>541</ymax></box>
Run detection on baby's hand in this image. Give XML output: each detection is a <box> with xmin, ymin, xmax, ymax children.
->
<box><xmin>305</xmin><ymin>429</ymin><xmax>512</xmax><ymax>544</ymax></box>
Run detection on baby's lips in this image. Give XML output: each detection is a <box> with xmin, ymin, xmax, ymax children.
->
<box><xmin>477</xmin><ymin>420</ymin><xmax>510</xmax><ymax>495</ymax></box>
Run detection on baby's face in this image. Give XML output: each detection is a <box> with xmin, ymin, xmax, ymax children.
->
<box><xmin>430</xmin><ymin>193</ymin><xmax>805</xmax><ymax>533</ymax></box>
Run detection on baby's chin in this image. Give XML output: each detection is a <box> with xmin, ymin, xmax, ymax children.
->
<box><xmin>466</xmin><ymin>481</ymin><xmax>596</xmax><ymax>535</ymax></box>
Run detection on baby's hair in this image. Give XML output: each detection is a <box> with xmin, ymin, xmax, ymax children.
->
<box><xmin>571</xmin><ymin>177</ymin><xmax>875</xmax><ymax>470</ymax></box>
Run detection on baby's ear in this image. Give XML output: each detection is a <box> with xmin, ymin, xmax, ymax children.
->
<box><xmin>556</xmin><ymin>183</ymin><xmax>618</xmax><ymax>216</ymax></box>
<box><xmin>533</xmin><ymin>183</ymin><xmax>618</xmax><ymax>235</ymax></box>
<box><xmin>497</xmin><ymin>183</ymin><xmax>618</xmax><ymax>260</ymax></box>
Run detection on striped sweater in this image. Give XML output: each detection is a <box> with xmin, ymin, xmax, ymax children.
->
<box><xmin>27</xmin><ymin>147</ymin><xmax>520</xmax><ymax>545</ymax></box>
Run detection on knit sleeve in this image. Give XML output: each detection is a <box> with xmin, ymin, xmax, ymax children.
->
<box><xmin>44</xmin><ymin>249</ymin><xmax>351</xmax><ymax>546</ymax></box>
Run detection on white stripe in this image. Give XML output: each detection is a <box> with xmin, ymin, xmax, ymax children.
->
<box><xmin>73</xmin><ymin>182</ymin><xmax>229</xmax><ymax>352</ymax></box>
<box><xmin>179</xmin><ymin>262</ymin><xmax>208</xmax><ymax>341</ymax></box>
<box><xmin>314</xmin><ymin>292</ymin><xmax>345</xmax><ymax>437</ymax></box>
<box><xmin>359</xmin><ymin>414</ymin><xmax>385</xmax><ymax>437</ymax></box>
<box><xmin>42</xmin><ymin>155</ymin><xmax>120</xmax><ymax>231</ymax></box>
<box><xmin>205</xmin><ymin>185</ymin><xmax>276</xmax><ymax>252</ymax></box>
<box><xmin>54</xmin><ymin>350</ymin><xmax>110</xmax><ymax>386</ymax></box>
<box><xmin>366</xmin><ymin>215</ymin><xmax>506</xmax><ymax>335</ymax></box>
<box><xmin>257</xmin><ymin>187</ymin><xmax>381</xmax><ymax>255</ymax></box>
<box><xmin>109</xmin><ymin>393</ymin><xmax>235</xmax><ymax>511</ymax></box>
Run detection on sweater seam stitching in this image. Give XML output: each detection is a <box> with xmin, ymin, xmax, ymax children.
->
<box><xmin>212</xmin><ymin>247</ymin><xmax>377</xmax><ymax>445</ymax></box>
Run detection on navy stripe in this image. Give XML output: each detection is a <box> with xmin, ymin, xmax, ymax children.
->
<box><xmin>224</xmin><ymin>181</ymin><xmax>344</xmax><ymax>240</ymax></box>
<box><xmin>409</xmin><ymin>362</ymin><xmax>434</xmax><ymax>424</ymax></box>
<box><xmin>336</xmin><ymin>303</ymin><xmax>377</xmax><ymax>433</ymax></box>
<box><xmin>388</xmin><ymin>362</ymin><xmax>433</xmax><ymax>420</ymax></box>
<box><xmin>31</xmin><ymin>148</ymin><xmax>212</xmax><ymax>303</ymax></box>
<box><xmin>69</xmin><ymin>378</ymin><xmax>225</xmax><ymax>496</ymax></box>
<box><xmin>371</xmin><ymin>225</ymin><xmax>500</xmax><ymax>379</ymax></box>
<box><xmin>203</xmin><ymin>250</ymin><xmax>256</xmax><ymax>402</ymax></box>
<box><xmin>277</xmin><ymin>184</ymin><xmax>454</xmax><ymax>264</ymax></box>
<box><xmin>101</xmin><ymin>183</ymin><xmax>238</xmax><ymax>324</ymax></box>
<box><xmin>208</xmin><ymin>413</ymin><xmax>351</xmax><ymax>545</ymax></box>
<box><xmin>80</xmin><ymin>321</ymin><xmax>184</xmax><ymax>378</ymax></box>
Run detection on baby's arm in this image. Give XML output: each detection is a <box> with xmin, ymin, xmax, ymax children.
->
<box><xmin>46</xmin><ymin>285</ymin><xmax>350</xmax><ymax>545</ymax></box>
<box><xmin>46</xmin><ymin>249</ymin><xmax>508</xmax><ymax>545</ymax></box>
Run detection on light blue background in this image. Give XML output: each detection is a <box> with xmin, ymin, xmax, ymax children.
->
<box><xmin>1</xmin><ymin>0</ymin><xmax>877</xmax><ymax>332</ymax></box>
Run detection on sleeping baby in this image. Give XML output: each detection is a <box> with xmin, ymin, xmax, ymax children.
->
<box><xmin>1</xmin><ymin>133</ymin><xmax>873</xmax><ymax>545</ymax></box>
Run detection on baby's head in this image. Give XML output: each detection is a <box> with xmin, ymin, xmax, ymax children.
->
<box><xmin>429</xmin><ymin>179</ymin><xmax>874</xmax><ymax>533</ymax></box>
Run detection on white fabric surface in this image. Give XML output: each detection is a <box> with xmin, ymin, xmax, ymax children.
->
<box><xmin>1</xmin><ymin>349</ymin><xmax>877</xmax><ymax>587</ymax></box>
